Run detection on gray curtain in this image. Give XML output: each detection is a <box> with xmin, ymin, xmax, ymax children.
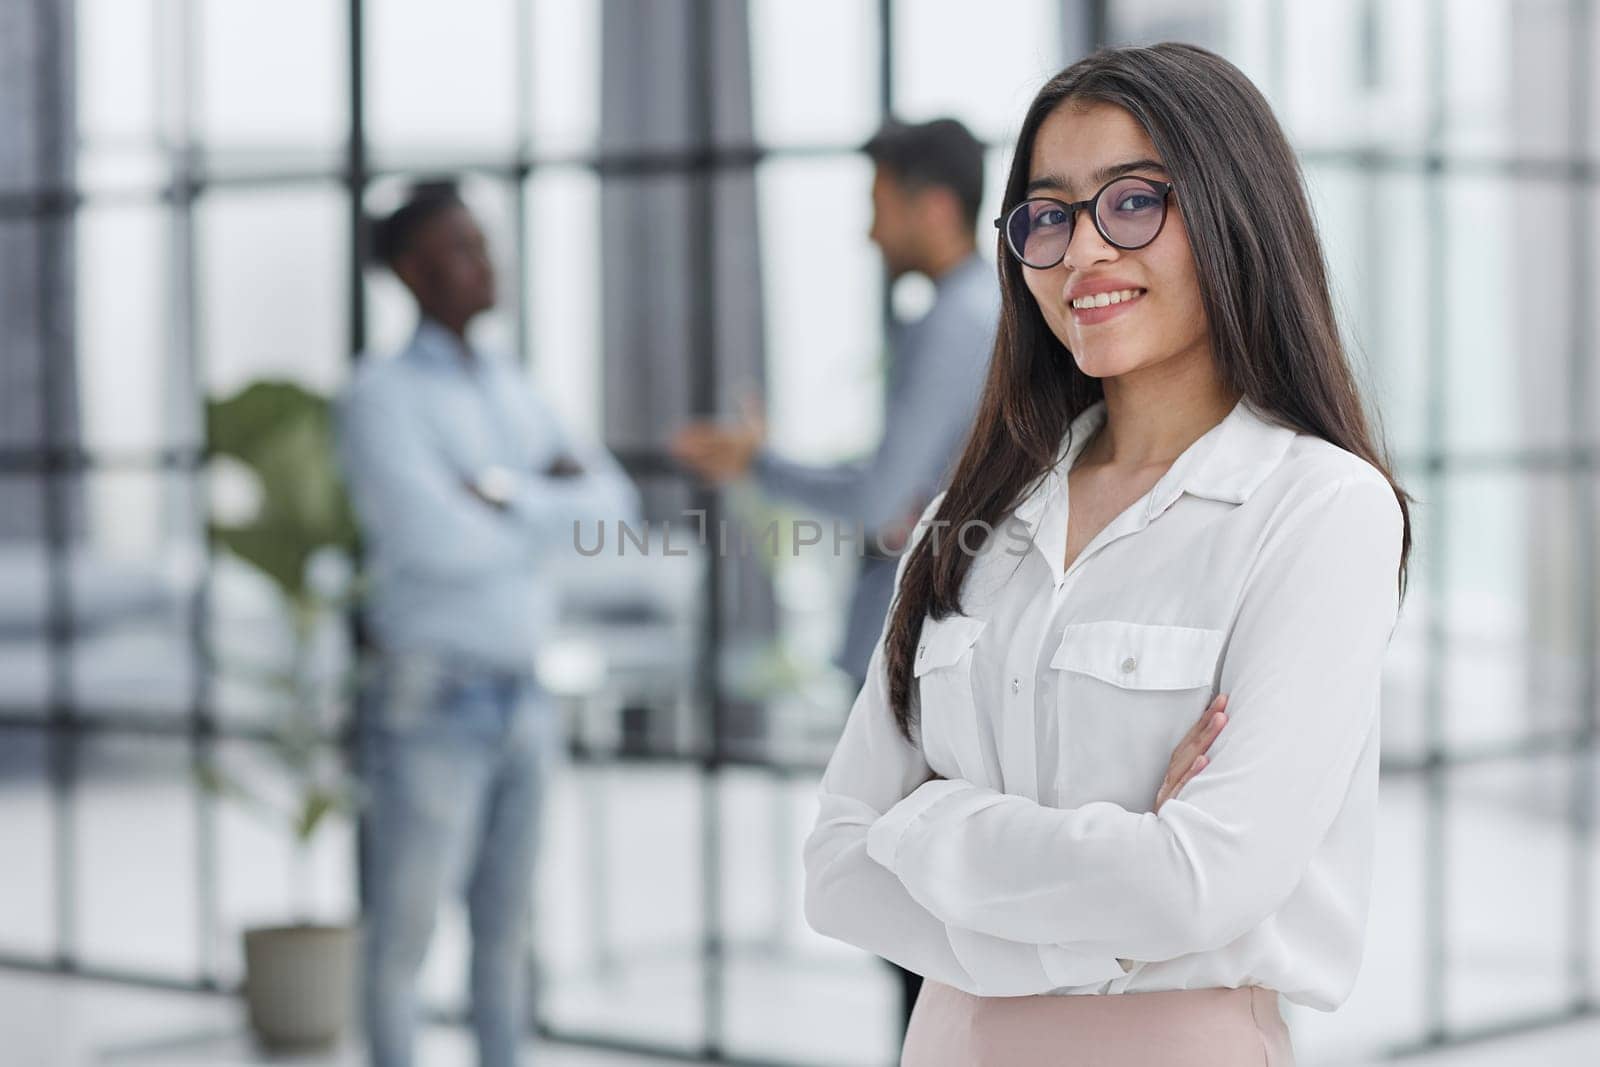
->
<box><xmin>0</xmin><ymin>0</ymin><xmax>80</xmax><ymax>540</ymax></box>
<box><xmin>599</xmin><ymin>0</ymin><xmax>777</xmax><ymax>740</ymax></box>
<box><xmin>599</xmin><ymin>0</ymin><xmax>766</xmax><ymax>445</ymax></box>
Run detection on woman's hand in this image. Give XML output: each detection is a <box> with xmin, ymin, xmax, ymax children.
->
<box><xmin>1154</xmin><ymin>694</ymin><xmax>1228</xmax><ymax>812</ymax></box>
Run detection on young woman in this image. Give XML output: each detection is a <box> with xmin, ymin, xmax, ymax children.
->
<box><xmin>802</xmin><ymin>43</ymin><xmax>1411</xmax><ymax>1067</ymax></box>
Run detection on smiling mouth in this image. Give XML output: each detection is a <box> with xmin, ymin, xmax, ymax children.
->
<box><xmin>1070</xmin><ymin>287</ymin><xmax>1146</xmax><ymax>310</ymax></box>
<box><xmin>1069</xmin><ymin>288</ymin><xmax>1147</xmax><ymax>326</ymax></box>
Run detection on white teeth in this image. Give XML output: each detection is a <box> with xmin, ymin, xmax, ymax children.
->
<box><xmin>1072</xmin><ymin>288</ymin><xmax>1144</xmax><ymax>310</ymax></box>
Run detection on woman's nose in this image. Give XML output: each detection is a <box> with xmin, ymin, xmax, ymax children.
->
<box><xmin>1062</xmin><ymin>207</ymin><xmax>1117</xmax><ymax>272</ymax></box>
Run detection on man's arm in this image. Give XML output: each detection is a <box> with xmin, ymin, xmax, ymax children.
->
<box><xmin>756</xmin><ymin>309</ymin><xmax>991</xmax><ymax>533</ymax></box>
<box><xmin>337</xmin><ymin>382</ymin><xmax>539</xmax><ymax>580</ymax></box>
<box><xmin>504</xmin><ymin>391</ymin><xmax>642</xmax><ymax>530</ymax></box>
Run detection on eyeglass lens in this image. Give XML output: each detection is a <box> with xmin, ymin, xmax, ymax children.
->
<box><xmin>1005</xmin><ymin>177</ymin><xmax>1167</xmax><ymax>268</ymax></box>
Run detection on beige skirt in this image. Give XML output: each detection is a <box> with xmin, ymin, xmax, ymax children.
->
<box><xmin>901</xmin><ymin>981</ymin><xmax>1296</xmax><ymax>1067</ymax></box>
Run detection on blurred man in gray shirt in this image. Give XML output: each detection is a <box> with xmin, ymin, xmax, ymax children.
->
<box><xmin>671</xmin><ymin>118</ymin><xmax>997</xmax><ymax>1031</ymax></box>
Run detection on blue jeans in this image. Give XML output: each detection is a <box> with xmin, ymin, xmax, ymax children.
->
<box><xmin>359</xmin><ymin>652</ymin><xmax>556</xmax><ymax>1067</ymax></box>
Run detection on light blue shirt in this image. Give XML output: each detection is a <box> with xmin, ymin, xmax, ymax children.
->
<box><xmin>337</xmin><ymin>320</ymin><xmax>640</xmax><ymax>673</ymax></box>
<box><xmin>753</xmin><ymin>253</ymin><xmax>998</xmax><ymax>681</ymax></box>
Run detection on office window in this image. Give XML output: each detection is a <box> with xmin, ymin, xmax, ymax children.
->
<box><xmin>756</xmin><ymin>156</ymin><xmax>881</xmax><ymax>464</ymax></box>
<box><xmin>196</xmin><ymin>187</ymin><xmax>348</xmax><ymax>397</ymax></box>
<box><xmin>749</xmin><ymin>1</ymin><xmax>880</xmax><ymax>148</ymax></box>
<box><xmin>1365</xmin><ymin>172</ymin><xmax>1430</xmax><ymax>459</ymax></box>
<box><xmin>70</xmin><ymin>469</ymin><xmax>198</xmax><ymax>719</ymax></box>
<box><xmin>538</xmin><ymin>764</ymin><xmax>707</xmax><ymax>1053</ymax></box>
<box><xmin>528</xmin><ymin>0</ymin><xmax>602</xmax><ymax>153</ymax></box>
<box><xmin>76</xmin><ymin>206</ymin><xmax>188</xmax><ymax>451</ymax></box>
<box><xmin>0</xmin><ymin>729</ymin><xmax>56</xmax><ymax>956</ymax></box>
<box><xmin>75</xmin><ymin>736</ymin><xmax>199</xmax><ymax>978</ymax></box>
<box><xmin>1443</xmin><ymin>756</ymin><xmax>1575</xmax><ymax>1029</ymax></box>
<box><xmin>75</xmin><ymin>0</ymin><xmax>166</xmax><ymax>192</ymax></box>
<box><xmin>1440</xmin><ymin>472</ymin><xmax>1580</xmax><ymax>750</ymax></box>
<box><xmin>200</xmin><ymin>0</ymin><xmax>347</xmax><ymax>169</ymax></box>
<box><xmin>1441</xmin><ymin>176</ymin><xmax>1573</xmax><ymax>455</ymax></box>
<box><xmin>0</xmin><ymin>474</ymin><xmax>52</xmax><ymax>719</ymax></box>
<box><xmin>892</xmin><ymin>0</ymin><xmax>1064</xmax><ymax>140</ymax></box>
<box><xmin>365</xmin><ymin>0</ymin><xmax>518</xmax><ymax>160</ymax></box>
<box><xmin>525</xmin><ymin>167</ymin><xmax>604</xmax><ymax>438</ymax></box>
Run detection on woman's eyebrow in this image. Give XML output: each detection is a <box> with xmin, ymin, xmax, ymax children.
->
<box><xmin>1025</xmin><ymin>158</ymin><xmax>1170</xmax><ymax>198</ymax></box>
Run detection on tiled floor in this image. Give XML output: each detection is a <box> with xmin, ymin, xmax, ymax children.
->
<box><xmin>1358</xmin><ymin>1019</ymin><xmax>1600</xmax><ymax>1067</ymax></box>
<box><xmin>1</xmin><ymin>969</ymin><xmax>670</xmax><ymax>1067</ymax></box>
<box><xmin>2</xmin><ymin>752</ymin><xmax>1597</xmax><ymax>1065</ymax></box>
<box><xmin>6</xmin><ymin>967</ymin><xmax>1599</xmax><ymax>1067</ymax></box>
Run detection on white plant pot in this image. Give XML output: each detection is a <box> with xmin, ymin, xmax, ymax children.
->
<box><xmin>242</xmin><ymin>922</ymin><xmax>359</xmax><ymax>1051</ymax></box>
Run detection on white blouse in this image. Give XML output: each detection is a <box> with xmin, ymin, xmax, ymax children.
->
<box><xmin>802</xmin><ymin>397</ymin><xmax>1404</xmax><ymax>1011</ymax></box>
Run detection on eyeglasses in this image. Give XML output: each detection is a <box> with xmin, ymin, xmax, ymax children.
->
<box><xmin>994</xmin><ymin>176</ymin><xmax>1175</xmax><ymax>269</ymax></box>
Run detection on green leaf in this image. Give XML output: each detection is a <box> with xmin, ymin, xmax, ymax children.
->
<box><xmin>205</xmin><ymin>380</ymin><xmax>359</xmax><ymax>602</ymax></box>
<box><xmin>202</xmin><ymin>379</ymin><xmax>365</xmax><ymax>848</ymax></box>
<box><xmin>295</xmin><ymin>786</ymin><xmax>358</xmax><ymax>843</ymax></box>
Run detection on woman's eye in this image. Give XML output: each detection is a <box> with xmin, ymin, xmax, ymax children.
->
<box><xmin>1115</xmin><ymin>194</ymin><xmax>1157</xmax><ymax>212</ymax></box>
<box><xmin>1033</xmin><ymin>207</ymin><xmax>1068</xmax><ymax>227</ymax></box>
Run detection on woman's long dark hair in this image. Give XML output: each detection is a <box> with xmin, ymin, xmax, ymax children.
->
<box><xmin>883</xmin><ymin>42</ymin><xmax>1413</xmax><ymax>741</ymax></box>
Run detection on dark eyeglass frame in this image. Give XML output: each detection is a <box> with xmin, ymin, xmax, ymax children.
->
<box><xmin>993</xmin><ymin>176</ymin><xmax>1176</xmax><ymax>269</ymax></box>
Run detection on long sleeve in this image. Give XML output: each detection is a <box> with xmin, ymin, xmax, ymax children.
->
<box><xmin>801</xmin><ymin>498</ymin><xmax>1131</xmax><ymax>996</ymax></box>
<box><xmin>338</xmin><ymin>377</ymin><xmax>639</xmax><ymax>581</ymax></box>
<box><xmin>754</xmin><ymin>298</ymin><xmax>989</xmax><ymax>535</ymax></box>
<box><xmin>506</xmin><ymin>392</ymin><xmax>642</xmax><ymax>536</ymax></box>
<box><xmin>864</xmin><ymin>475</ymin><xmax>1403</xmax><ymax>963</ymax></box>
<box><xmin>337</xmin><ymin>382</ymin><xmax>542</xmax><ymax>581</ymax></box>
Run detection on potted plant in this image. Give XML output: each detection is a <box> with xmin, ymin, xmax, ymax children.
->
<box><xmin>200</xmin><ymin>380</ymin><xmax>364</xmax><ymax>1052</ymax></box>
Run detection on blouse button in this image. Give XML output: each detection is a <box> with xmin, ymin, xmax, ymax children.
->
<box><xmin>1010</xmin><ymin>677</ymin><xmax>1021</xmax><ymax>694</ymax></box>
<box><xmin>1120</xmin><ymin>656</ymin><xmax>1137</xmax><ymax>674</ymax></box>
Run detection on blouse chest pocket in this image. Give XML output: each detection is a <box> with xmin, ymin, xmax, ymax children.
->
<box><xmin>912</xmin><ymin>614</ymin><xmax>987</xmax><ymax>773</ymax></box>
<box><xmin>1050</xmin><ymin>620</ymin><xmax>1224</xmax><ymax>807</ymax></box>
<box><xmin>1050</xmin><ymin>620</ymin><xmax>1223</xmax><ymax>691</ymax></box>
